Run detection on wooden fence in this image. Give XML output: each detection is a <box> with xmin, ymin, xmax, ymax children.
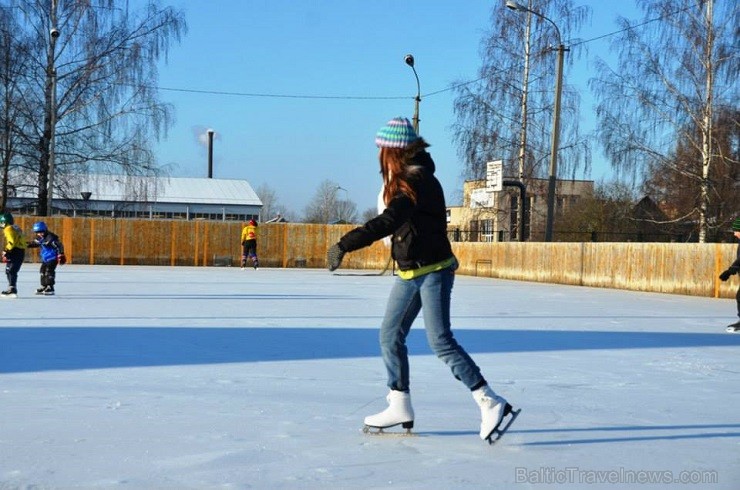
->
<box><xmin>13</xmin><ymin>216</ymin><xmax>738</xmax><ymax>299</ymax></box>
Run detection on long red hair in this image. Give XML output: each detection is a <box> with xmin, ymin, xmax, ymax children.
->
<box><xmin>379</xmin><ymin>139</ymin><xmax>428</xmax><ymax>205</ymax></box>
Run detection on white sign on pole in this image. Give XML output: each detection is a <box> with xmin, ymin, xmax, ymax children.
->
<box><xmin>486</xmin><ymin>160</ymin><xmax>503</xmax><ymax>192</ymax></box>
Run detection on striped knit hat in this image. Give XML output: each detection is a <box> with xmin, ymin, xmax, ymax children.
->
<box><xmin>732</xmin><ymin>217</ymin><xmax>740</xmax><ymax>231</ymax></box>
<box><xmin>375</xmin><ymin>117</ymin><xmax>418</xmax><ymax>148</ymax></box>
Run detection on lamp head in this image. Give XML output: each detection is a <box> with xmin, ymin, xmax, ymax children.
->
<box><xmin>505</xmin><ymin>0</ymin><xmax>523</xmax><ymax>11</ymax></box>
<box><xmin>404</xmin><ymin>54</ymin><xmax>415</xmax><ymax>68</ymax></box>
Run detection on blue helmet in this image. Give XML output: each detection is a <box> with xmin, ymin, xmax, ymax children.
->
<box><xmin>33</xmin><ymin>221</ymin><xmax>48</xmax><ymax>233</ymax></box>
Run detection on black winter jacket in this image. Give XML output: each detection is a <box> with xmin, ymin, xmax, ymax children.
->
<box><xmin>338</xmin><ymin>150</ymin><xmax>453</xmax><ymax>271</ymax></box>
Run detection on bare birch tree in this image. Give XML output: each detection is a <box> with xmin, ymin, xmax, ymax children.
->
<box><xmin>2</xmin><ymin>0</ymin><xmax>186</xmax><ymax>215</ymax></box>
<box><xmin>256</xmin><ymin>183</ymin><xmax>293</xmax><ymax>223</ymax></box>
<box><xmin>303</xmin><ymin>179</ymin><xmax>357</xmax><ymax>224</ymax></box>
<box><xmin>590</xmin><ymin>0</ymin><xmax>739</xmax><ymax>242</ymax></box>
<box><xmin>0</xmin><ymin>7</ymin><xmax>33</xmax><ymax>209</ymax></box>
<box><xmin>452</xmin><ymin>0</ymin><xmax>590</xmax><ymax>182</ymax></box>
<box><xmin>640</xmin><ymin>106</ymin><xmax>739</xmax><ymax>241</ymax></box>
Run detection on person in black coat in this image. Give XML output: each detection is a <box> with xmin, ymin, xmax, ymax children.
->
<box><xmin>719</xmin><ymin>217</ymin><xmax>740</xmax><ymax>332</ymax></box>
<box><xmin>327</xmin><ymin>117</ymin><xmax>517</xmax><ymax>442</ymax></box>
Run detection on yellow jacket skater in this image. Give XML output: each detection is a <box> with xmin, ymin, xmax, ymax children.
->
<box><xmin>240</xmin><ymin>219</ymin><xmax>259</xmax><ymax>269</ymax></box>
<box><xmin>1</xmin><ymin>212</ymin><xmax>26</xmax><ymax>297</ymax></box>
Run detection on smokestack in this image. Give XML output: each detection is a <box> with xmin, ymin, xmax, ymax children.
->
<box><xmin>207</xmin><ymin>129</ymin><xmax>214</xmax><ymax>178</ymax></box>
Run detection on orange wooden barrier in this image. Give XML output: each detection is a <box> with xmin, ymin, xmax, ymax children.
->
<box><xmin>9</xmin><ymin>216</ymin><xmax>737</xmax><ymax>299</ymax></box>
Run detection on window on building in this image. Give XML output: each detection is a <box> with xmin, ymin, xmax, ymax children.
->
<box><xmin>479</xmin><ymin>219</ymin><xmax>494</xmax><ymax>242</ymax></box>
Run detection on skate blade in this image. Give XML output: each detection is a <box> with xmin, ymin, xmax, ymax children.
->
<box><xmin>486</xmin><ymin>406</ymin><xmax>521</xmax><ymax>445</ymax></box>
<box><xmin>726</xmin><ymin>327</ymin><xmax>739</xmax><ymax>333</ymax></box>
<box><xmin>362</xmin><ymin>425</ymin><xmax>416</xmax><ymax>437</ymax></box>
<box><xmin>1</xmin><ymin>294</ymin><xmax>17</xmax><ymax>299</ymax></box>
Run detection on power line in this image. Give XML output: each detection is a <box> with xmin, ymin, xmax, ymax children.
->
<box><xmin>423</xmin><ymin>76</ymin><xmax>487</xmax><ymax>98</ymax></box>
<box><xmin>152</xmin><ymin>64</ymin><xmax>519</xmax><ymax>102</ymax></box>
<box><xmin>569</xmin><ymin>3</ymin><xmax>697</xmax><ymax>48</ymax></box>
<box><xmin>156</xmin><ymin>86</ymin><xmax>409</xmax><ymax>100</ymax></box>
<box><xmin>427</xmin><ymin>4</ymin><xmax>699</xmax><ymax>98</ymax></box>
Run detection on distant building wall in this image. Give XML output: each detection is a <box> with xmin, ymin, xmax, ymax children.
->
<box><xmin>12</xmin><ymin>216</ymin><xmax>737</xmax><ymax>299</ymax></box>
<box><xmin>447</xmin><ymin>178</ymin><xmax>594</xmax><ymax>242</ymax></box>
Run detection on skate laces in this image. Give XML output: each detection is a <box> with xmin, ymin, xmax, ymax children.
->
<box><xmin>477</xmin><ymin>392</ymin><xmax>504</xmax><ymax>409</ymax></box>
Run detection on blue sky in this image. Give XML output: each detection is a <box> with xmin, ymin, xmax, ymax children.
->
<box><xmin>146</xmin><ymin>0</ymin><xmax>639</xmax><ymax>217</ymax></box>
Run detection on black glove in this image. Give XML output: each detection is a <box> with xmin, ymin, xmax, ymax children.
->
<box><xmin>327</xmin><ymin>243</ymin><xmax>346</xmax><ymax>271</ymax></box>
<box><xmin>57</xmin><ymin>254</ymin><xmax>66</xmax><ymax>265</ymax></box>
<box><xmin>720</xmin><ymin>269</ymin><xmax>734</xmax><ymax>281</ymax></box>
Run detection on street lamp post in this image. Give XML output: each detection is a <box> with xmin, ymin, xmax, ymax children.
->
<box><xmin>46</xmin><ymin>1</ymin><xmax>60</xmax><ymax>217</ymax></box>
<box><xmin>506</xmin><ymin>0</ymin><xmax>567</xmax><ymax>242</ymax></box>
<box><xmin>404</xmin><ymin>54</ymin><xmax>421</xmax><ymax>133</ymax></box>
<box><xmin>47</xmin><ymin>66</ymin><xmax>57</xmax><ymax>216</ymax></box>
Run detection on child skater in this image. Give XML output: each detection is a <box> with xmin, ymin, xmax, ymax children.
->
<box><xmin>26</xmin><ymin>221</ymin><xmax>66</xmax><ymax>295</ymax></box>
<box><xmin>0</xmin><ymin>212</ymin><xmax>26</xmax><ymax>297</ymax></box>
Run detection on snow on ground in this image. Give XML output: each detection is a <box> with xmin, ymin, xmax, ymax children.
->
<box><xmin>1</xmin><ymin>265</ymin><xmax>738</xmax><ymax>489</ymax></box>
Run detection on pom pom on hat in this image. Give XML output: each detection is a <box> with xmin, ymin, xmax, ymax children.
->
<box><xmin>375</xmin><ymin>117</ymin><xmax>418</xmax><ymax>148</ymax></box>
<box><xmin>732</xmin><ymin>217</ymin><xmax>740</xmax><ymax>231</ymax></box>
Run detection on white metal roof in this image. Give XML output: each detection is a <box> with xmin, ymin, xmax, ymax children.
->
<box><xmin>69</xmin><ymin>175</ymin><xmax>262</xmax><ymax>206</ymax></box>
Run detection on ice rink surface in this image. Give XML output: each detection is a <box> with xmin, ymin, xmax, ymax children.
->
<box><xmin>1</xmin><ymin>265</ymin><xmax>738</xmax><ymax>489</ymax></box>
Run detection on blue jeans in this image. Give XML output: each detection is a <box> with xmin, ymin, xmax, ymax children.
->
<box><xmin>379</xmin><ymin>264</ymin><xmax>484</xmax><ymax>391</ymax></box>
